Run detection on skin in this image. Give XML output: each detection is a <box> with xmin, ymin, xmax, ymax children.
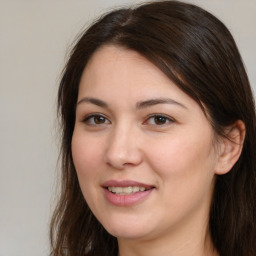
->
<box><xmin>71</xmin><ymin>45</ymin><xmax>226</xmax><ymax>256</ymax></box>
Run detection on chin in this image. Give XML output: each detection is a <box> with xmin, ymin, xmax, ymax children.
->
<box><xmin>107</xmin><ymin>228</ymin><xmax>149</xmax><ymax>240</ymax></box>
<box><xmin>102</xmin><ymin>218</ymin><xmax>155</xmax><ymax>240</ymax></box>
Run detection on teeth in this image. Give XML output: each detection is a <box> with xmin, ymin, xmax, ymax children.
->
<box><xmin>108</xmin><ymin>186</ymin><xmax>148</xmax><ymax>195</ymax></box>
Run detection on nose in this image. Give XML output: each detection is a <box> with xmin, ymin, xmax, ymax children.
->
<box><xmin>104</xmin><ymin>124</ymin><xmax>143</xmax><ymax>170</ymax></box>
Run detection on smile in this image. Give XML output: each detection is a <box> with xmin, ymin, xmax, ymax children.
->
<box><xmin>103</xmin><ymin>180</ymin><xmax>155</xmax><ymax>206</ymax></box>
<box><xmin>107</xmin><ymin>186</ymin><xmax>150</xmax><ymax>195</ymax></box>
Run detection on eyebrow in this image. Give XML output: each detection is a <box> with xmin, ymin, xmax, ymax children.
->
<box><xmin>136</xmin><ymin>98</ymin><xmax>187</xmax><ymax>109</ymax></box>
<box><xmin>76</xmin><ymin>97</ymin><xmax>187</xmax><ymax>109</ymax></box>
<box><xmin>77</xmin><ymin>97</ymin><xmax>108</xmax><ymax>108</ymax></box>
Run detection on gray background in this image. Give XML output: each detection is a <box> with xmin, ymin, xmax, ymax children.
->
<box><xmin>0</xmin><ymin>0</ymin><xmax>255</xmax><ymax>255</ymax></box>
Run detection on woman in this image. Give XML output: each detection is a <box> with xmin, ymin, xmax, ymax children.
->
<box><xmin>50</xmin><ymin>1</ymin><xmax>256</xmax><ymax>255</ymax></box>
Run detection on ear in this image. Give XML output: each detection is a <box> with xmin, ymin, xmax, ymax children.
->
<box><xmin>215</xmin><ymin>120</ymin><xmax>246</xmax><ymax>175</ymax></box>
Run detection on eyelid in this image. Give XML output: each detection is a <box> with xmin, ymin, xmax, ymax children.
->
<box><xmin>143</xmin><ymin>114</ymin><xmax>175</xmax><ymax>126</ymax></box>
<box><xmin>80</xmin><ymin>112</ymin><xmax>175</xmax><ymax>127</ymax></box>
<box><xmin>81</xmin><ymin>113</ymin><xmax>111</xmax><ymax>125</ymax></box>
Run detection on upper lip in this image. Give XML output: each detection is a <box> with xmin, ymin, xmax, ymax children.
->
<box><xmin>102</xmin><ymin>180</ymin><xmax>155</xmax><ymax>189</ymax></box>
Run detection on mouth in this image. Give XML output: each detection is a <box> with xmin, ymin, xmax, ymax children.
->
<box><xmin>102</xmin><ymin>180</ymin><xmax>155</xmax><ymax>206</ymax></box>
<box><xmin>107</xmin><ymin>186</ymin><xmax>152</xmax><ymax>195</ymax></box>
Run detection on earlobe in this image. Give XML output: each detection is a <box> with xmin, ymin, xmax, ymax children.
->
<box><xmin>215</xmin><ymin>120</ymin><xmax>246</xmax><ymax>175</ymax></box>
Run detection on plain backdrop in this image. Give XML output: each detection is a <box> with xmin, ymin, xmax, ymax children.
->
<box><xmin>0</xmin><ymin>0</ymin><xmax>255</xmax><ymax>255</ymax></box>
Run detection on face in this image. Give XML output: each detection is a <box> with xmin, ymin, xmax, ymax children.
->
<box><xmin>72</xmin><ymin>45</ymin><xmax>220</xmax><ymax>242</ymax></box>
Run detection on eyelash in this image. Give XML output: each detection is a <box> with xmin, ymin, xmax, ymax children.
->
<box><xmin>82</xmin><ymin>114</ymin><xmax>111</xmax><ymax>125</ymax></box>
<box><xmin>144</xmin><ymin>114</ymin><xmax>174</xmax><ymax>126</ymax></box>
<box><xmin>81</xmin><ymin>114</ymin><xmax>174</xmax><ymax>127</ymax></box>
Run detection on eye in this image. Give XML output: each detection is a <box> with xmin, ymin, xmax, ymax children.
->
<box><xmin>82</xmin><ymin>114</ymin><xmax>110</xmax><ymax>125</ymax></box>
<box><xmin>145</xmin><ymin>114</ymin><xmax>174</xmax><ymax>126</ymax></box>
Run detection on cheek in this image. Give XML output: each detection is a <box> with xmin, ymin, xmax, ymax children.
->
<box><xmin>71</xmin><ymin>133</ymin><xmax>105</xmax><ymax>206</ymax></box>
<box><xmin>71</xmin><ymin>132</ymin><xmax>106</xmax><ymax>203</ymax></box>
<box><xmin>71</xmin><ymin>133</ymin><xmax>103</xmax><ymax>173</ymax></box>
<box><xmin>147</xmin><ymin>135</ymin><xmax>216</xmax><ymax>218</ymax></box>
<box><xmin>146</xmin><ymin>131</ymin><xmax>217</xmax><ymax>185</ymax></box>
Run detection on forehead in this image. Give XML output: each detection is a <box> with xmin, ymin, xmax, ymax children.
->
<box><xmin>79</xmin><ymin>45</ymin><xmax>185</xmax><ymax>101</ymax></box>
<box><xmin>81</xmin><ymin>45</ymin><xmax>166</xmax><ymax>85</ymax></box>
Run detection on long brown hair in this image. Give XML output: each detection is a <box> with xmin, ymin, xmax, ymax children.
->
<box><xmin>50</xmin><ymin>1</ymin><xmax>256</xmax><ymax>255</ymax></box>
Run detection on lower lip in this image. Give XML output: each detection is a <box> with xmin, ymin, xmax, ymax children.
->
<box><xmin>104</xmin><ymin>188</ymin><xmax>154</xmax><ymax>207</ymax></box>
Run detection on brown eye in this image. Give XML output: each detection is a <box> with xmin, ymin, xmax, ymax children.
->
<box><xmin>94</xmin><ymin>115</ymin><xmax>106</xmax><ymax>124</ymax></box>
<box><xmin>83</xmin><ymin>114</ymin><xmax>110</xmax><ymax>125</ymax></box>
<box><xmin>154</xmin><ymin>116</ymin><xmax>167</xmax><ymax>125</ymax></box>
<box><xmin>146</xmin><ymin>114</ymin><xmax>174</xmax><ymax>126</ymax></box>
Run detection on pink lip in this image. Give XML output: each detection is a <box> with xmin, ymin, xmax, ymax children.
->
<box><xmin>102</xmin><ymin>180</ymin><xmax>155</xmax><ymax>207</ymax></box>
